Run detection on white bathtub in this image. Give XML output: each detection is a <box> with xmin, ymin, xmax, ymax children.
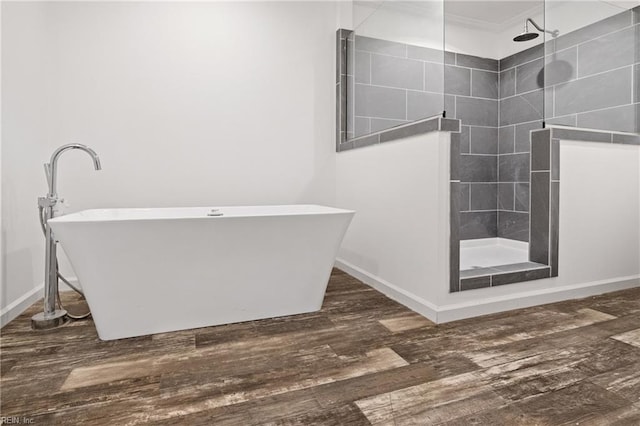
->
<box><xmin>48</xmin><ymin>205</ymin><xmax>354</xmax><ymax>340</ymax></box>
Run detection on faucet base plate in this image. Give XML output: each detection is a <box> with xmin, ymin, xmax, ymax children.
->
<box><xmin>31</xmin><ymin>310</ymin><xmax>68</xmax><ymax>330</ymax></box>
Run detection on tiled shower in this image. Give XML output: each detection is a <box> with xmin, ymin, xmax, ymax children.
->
<box><xmin>350</xmin><ymin>6</ymin><xmax>639</xmax><ymax>244</ymax></box>
<box><xmin>338</xmin><ymin>2</ymin><xmax>639</xmax><ymax>291</ymax></box>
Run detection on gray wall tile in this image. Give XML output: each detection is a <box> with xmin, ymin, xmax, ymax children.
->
<box><xmin>355</xmin><ymin>35</ymin><xmax>407</xmax><ymax>57</ymax></box>
<box><xmin>450</xmin><ymin>182</ymin><xmax>460</xmax><ymax>292</ymax></box>
<box><xmin>499</xmin><ymin>68</ymin><xmax>515</xmax><ymax>99</ymax></box>
<box><xmin>338</xmin><ymin>79</ymin><xmax>346</xmax><ymax>141</ymax></box>
<box><xmin>337</xmin><ymin>31</ymin><xmax>347</xmax><ymax>82</ymax></box>
<box><xmin>500</xmin><ymin>90</ymin><xmax>543</xmax><ymax>126</ymax></box>
<box><xmin>336</xmin><ymin>85</ymin><xmax>343</xmax><ymax>148</ymax></box>
<box><xmin>555</xmin><ymin>10</ymin><xmax>633</xmax><ymax>51</ymax></box>
<box><xmin>498</xmin><ymin>211</ymin><xmax>529</xmax><ymax>242</ymax></box>
<box><xmin>530</xmin><ymin>171</ymin><xmax>550</xmax><ymax>264</ymax></box>
<box><xmin>516</xmin><ymin>58</ymin><xmax>544</xmax><ymax>94</ymax></box>
<box><xmin>635</xmin><ymin>64</ymin><xmax>639</xmax><ymax>104</ymax></box>
<box><xmin>470</xmin><ymin>183</ymin><xmax>498</xmax><ymax>210</ymax></box>
<box><xmin>460</xmin><ymin>183</ymin><xmax>470</xmax><ymax>211</ymax></box>
<box><xmin>545</xmin><ymin>47</ymin><xmax>577</xmax><ymax>86</ymax></box>
<box><xmin>515</xmin><ymin>121</ymin><xmax>543</xmax><ymax>152</ymax></box>
<box><xmin>460</xmin><ymin>154</ymin><xmax>497</xmax><ymax>182</ymax></box>
<box><xmin>370</xmin><ymin>118</ymin><xmax>407</xmax><ymax>133</ymax></box>
<box><xmin>545</xmin><ymin>86</ymin><xmax>554</xmax><ymax>119</ymax></box>
<box><xmin>577</xmin><ymin>104</ymin><xmax>638</xmax><ymax>134</ymax></box>
<box><xmin>469</xmin><ymin>126</ymin><xmax>498</xmax><ymax>154</ymax></box>
<box><xmin>550</xmin><ymin>127</ymin><xmax>611</xmax><ymax>143</ymax></box>
<box><xmin>499</xmin><ymin>153</ymin><xmax>530</xmax><ymax>182</ymax></box>
<box><xmin>347</xmin><ymin>35</ymin><xmax>355</xmax><ymax>77</ymax></box>
<box><xmin>355</xmin><ymin>117</ymin><xmax>370</xmax><ymax>136</ymax></box>
<box><xmin>578</xmin><ymin>26</ymin><xmax>636</xmax><ymax>77</ymax></box>
<box><xmin>457</xmin><ymin>97</ymin><xmax>498</xmax><ymax>127</ymax></box>
<box><xmin>550</xmin><ymin>181</ymin><xmax>560</xmax><ymax>277</ymax></box>
<box><xmin>545</xmin><ymin>115</ymin><xmax>577</xmax><ymax>126</ymax></box>
<box><xmin>551</xmin><ymin>139</ymin><xmax>560</xmax><ymax>180</ymax></box>
<box><xmin>460</xmin><ymin>276</ymin><xmax>491</xmax><ymax>290</ymax></box>
<box><xmin>460</xmin><ymin>211</ymin><xmax>498</xmax><ymax>239</ymax></box>
<box><xmin>353</xmin><ymin>134</ymin><xmax>380</xmax><ymax>149</ymax></box>
<box><xmin>355</xmin><ymin>51</ymin><xmax>371</xmax><ymax>84</ymax></box>
<box><xmin>472</xmin><ymin>69</ymin><xmax>499</xmax><ymax>99</ymax></box>
<box><xmin>379</xmin><ymin>119</ymin><xmax>439</xmax><ymax>143</ymax></box>
<box><xmin>554</xmin><ymin>65</ymin><xmax>632</xmax><ymax>117</ymax></box>
<box><xmin>460</xmin><ymin>125</ymin><xmax>470</xmax><ymax>153</ymax></box>
<box><xmin>445</xmin><ymin>65</ymin><xmax>471</xmax><ymax>96</ymax></box>
<box><xmin>337</xmin><ymin>140</ymin><xmax>354</xmax><ymax>151</ymax></box>
<box><xmin>425</xmin><ymin>62</ymin><xmax>444</xmax><ymax>93</ymax></box>
<box><xmin>407</xmin><ymin>91</ymin><xmax>444</xmax><ymax>121</ymax></box>
<box><xmin>500</xmin><ymin>44</ymin><xmax>543</xmax><ymax>71</ymax></box>
<box><xmin>498</xmin><ymin>126</ymin><xmax>515</xmax><ymax>154</ymax></box>
<box><xmin>515</xmin><ymin>183</ymin><xmax>530</xmax><ymax>212</ymax></box>
<box><xmin>612</xmin><ymin>133</ymin><xmax>640</xmax><ymax>145</ymax></box>
<box><xmin>451</xmin><ymin>133</ymin><xmax>460</xmax><ymax>181</ymax></box>
<box><xmin>445</xmin><ymin>95</ymin><xmax>455</xmax><ymax>118</ymax></box>
<box><xmin>493</xmin><ymin>262</ymin><xmax>547</xmax><ymax>272</ymax></box>
<box><xmin>371</xmin><ymin>54</ymin><xmax>424</xmax><ymax>90</ymax></box>
<box><xmin>355</xmin><ymin>84</ymin><xmax>406</xmax><ymax>120</ymax></box>
<box><xmin>457</xmin><ymin>53</ymin><xmax>498</xmax><ymax>71</ymax></box>
<box><xmin>407</xmin><ymin>45</ymin><xmax>443</xmax><ymax>62</ymax></box>
<box><xmin>491</xmin><ymin>267</ymin><xmax>550</xmax><ymax>286</ymax></box>
<box><xmin>531</xmin><ymin>128</ymin><xmax>551</xmax><ymax>171</ymax></box>
<box><xmin>461</xmin><ymin>267</ymin><xmax>501</xmax><ymax>278</ymax></box>
<box><xmin>498</xmin><ymin>183</ymin><xmax>515</xmax><ymax>210</ymax></box>
<box><xmin>440</xmin><ymin>117</ymin><xmax>461</xmax><ymax>132</ymax></box>
<box><xmin>445</xmin><ymin>51</ymin><xmax>456</xmax><ymax>64</ymax></box>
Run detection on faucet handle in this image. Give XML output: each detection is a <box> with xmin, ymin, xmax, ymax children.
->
<box><xmin>38</xmin><ymin>196</ymin><xmax>57</xmax><ymax>208</ymax></box>
<box><xmin>53</xmin><ymin>198</ymin><xmax>68</xmax><ymax>216</ymax></box>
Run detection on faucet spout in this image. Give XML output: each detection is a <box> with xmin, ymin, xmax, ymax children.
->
<box><xmin>47</xmin><ymin>143</ymin><xmax>101</xmax><ymax>198</ymax></box>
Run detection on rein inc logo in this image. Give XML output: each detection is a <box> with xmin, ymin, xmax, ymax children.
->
<box><xmin>0</xmin><ymin>417</ymin><xmax>34</xmax><ymax>425</ymax></box>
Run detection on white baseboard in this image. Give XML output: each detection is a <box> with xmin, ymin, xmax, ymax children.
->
<box><xmin>1</xmin><ymin>284</ymin><xmax>44</xmax><ymax>328</ymax></box>
<box><xmin>335</xmin><ymin>258</ymin><xmax>640</xmax><ymax>324</ymax></box>
<box><xmin>436</xmin><ymin>275</ymin><xmax>640</xmax><ymax>323</ymax></box>
<box><xmin>1</xmin><ymin>277</ymin><xmax>82</xmax><ymax>328</ymax></box>
<box><xmin>334</xmin><ymin>259</ymin><xmax>439</xmax><ymax>322</ymax></box>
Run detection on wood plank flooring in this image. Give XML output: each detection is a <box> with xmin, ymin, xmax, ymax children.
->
<box><xmin>1</xmin><ymin>269</ymin><xmax>640</xmax><ymax>425</ymax></box>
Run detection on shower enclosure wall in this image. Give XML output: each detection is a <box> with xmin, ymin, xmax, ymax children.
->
<box><xmin>337</xmin><ymin>0</ymin><xmax>639</xmax><ymax>294</ymax></box>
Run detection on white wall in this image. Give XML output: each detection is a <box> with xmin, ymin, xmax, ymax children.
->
<box><xmin>336</xmin><ymin>132</ymin><xmax>450</xmax><ymax>319</ymax></box>
<box><xmin>336</xmin><ymin>134</ymin><xmax>640</xmax><ymax>323</ymax></box>
<box><xmin>1</xmin><ymin>2</ymin><xmax>49</xmax><ymax>319</ymax></box>
<box><xmin>1</xmin><ymin>1</ymin><xmax>340</xmax><ymax>321</ymax></box>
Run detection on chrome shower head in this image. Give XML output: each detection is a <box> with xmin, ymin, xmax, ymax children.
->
<box><xmin>514</xmin><ymin>31</ymin><xmax>539</xmax><ymax>42</ymax></box>
<box><xmin>514</xmin><ymin>18</ymin><xmax>557</xmax><ymax>43</ymax></box>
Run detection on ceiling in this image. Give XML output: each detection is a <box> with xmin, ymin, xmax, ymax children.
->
<box><xmin>446</xmin><ymin>1</ymin><xmax>541</xmax><ymax>28</ymax></box>
<box><xmin>357</xmin><ymin>0</ymin><xmax>639</xmax><ymax>32</ymax></box>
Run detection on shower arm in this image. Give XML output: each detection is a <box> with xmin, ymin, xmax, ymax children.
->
<box><xmin>526</xmin><ymin>18</ymin><xmax>559</xmax><ymax>38</ymax></box>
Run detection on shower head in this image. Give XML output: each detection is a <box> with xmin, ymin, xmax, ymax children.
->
<box><xmin>514</xmin><ymin>18</ymin><xmax>557</xmax><ymax>43</ymax></box>
<box><xmin>514</xmin><ymin>31</ymin><xmax>539</xmax><ymax>42</ymax></box>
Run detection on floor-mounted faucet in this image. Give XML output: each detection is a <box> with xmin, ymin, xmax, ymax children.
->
<box><xmin>31</xmin><ymin>144</ymin><xmax>101</xmax><ymax>330</ymax></box>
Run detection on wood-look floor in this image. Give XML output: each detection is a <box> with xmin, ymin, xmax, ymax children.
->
<box><xmin>2</xmin><ymin>269</ymin><xmax>640</xmax><ymax>425</ymax></box>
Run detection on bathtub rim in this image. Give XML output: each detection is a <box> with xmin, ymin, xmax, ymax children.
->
<box><xmin>48</xmin><ymin>204</ymin><xmax>355</xmax><ymax>223</ymax></box>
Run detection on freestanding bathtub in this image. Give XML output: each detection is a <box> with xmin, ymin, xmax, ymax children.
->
<box><xmin>48</xmin><ymin>205</ymin><xmax>354</xmax><ymax>340</ymax></box>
